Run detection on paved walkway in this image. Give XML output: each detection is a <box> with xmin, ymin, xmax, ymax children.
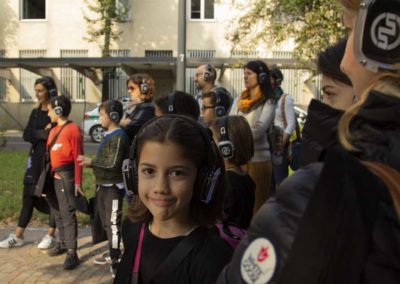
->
<box><xmin>0</xmin><ymin>225</ymin><xmax>114</xmax><ymax>284</ymax></box>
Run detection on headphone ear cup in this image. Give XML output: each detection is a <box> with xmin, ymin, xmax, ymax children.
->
<box><xmin>141</xmin><ymin>82</ymin><xmax>149</xmax><ymax>94</ymax></box>
<box><xmin>109</xmin><ymin>111</ymin><xmax>119</xmax><ymax>122</ymax></box>
<box><xmin>218</xmin><ymin>141</ymin><xmax>235</xmax><ymax>160</ymax></box>
<box><xmin>258</xmin><ymin>73</ymin><xmax>267</xmax><ymax>84</ymax></box>
<box><xmin>54</xmin><ymin>106</ymin><xmax>63</xmax><ymax>116</ymax></box>
<box><xmin>203</xmin><ymin>71</ymin><xmax>211</xmax><ymax>81</ymax></box>
<box><xmin>214</xmin><ymin>106</ymin><xmax>226</xmax><ymax>117</ymax></box>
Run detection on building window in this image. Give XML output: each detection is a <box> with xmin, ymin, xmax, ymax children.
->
<box><xmin>115</xmin><ymin>0</ymin><xmax>131</xmax><ymax>21</ymax></box>
<box><xmin>21</xmin><ymin>0</ymin><xmax>46</xmax><ymax>20</ymax></box>
<box><xmin>19</xmin><ymin>50</ymin><xmax>46</xmax><ymax>102</ymax></box>
<box><xmin>190</xmin><ymin>0</ymin><xmax>214</xmax><ymax>20</ymax></box>
<box><xmin>60</xmin><ymin>50</ymin><xmax>88</xmax><ymax>101</ymax></box>
<box><xmin>0</xmin><ymin>50</ymin><xmax>6</xmax><ymax>101</ymax></box>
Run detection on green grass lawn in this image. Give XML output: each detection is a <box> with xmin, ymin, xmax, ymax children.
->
<box><xmin>0</xmin><ymin>150</ymin><xmax>97</xmax><ymax>224</ymax></box>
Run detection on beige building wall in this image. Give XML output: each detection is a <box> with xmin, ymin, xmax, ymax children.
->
<box><xmin>0</xmin><ymin>0</ymin><xmax>315</xmax><ymax>130</ymax></box>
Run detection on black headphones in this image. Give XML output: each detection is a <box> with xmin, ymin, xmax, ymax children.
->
<box><xmin>42</xmin><ymin>77</ymin><xmax>57</xmax><ymax>98</ymax></box>
<box><xmin>54</xmin><ymin>99</ymin><xmax>63</xmax><ymax>116</ymax></box>
<box><xmin>211</xmin><ymin>89</ymin><xmax>226</xmax><ymax>117</ymax></box>
<box><xmin>354</xmin><ymin>0</ymin><xmax>400</xmax><ymax>71</ymax></box>
<box><xmin>140</xmin><ymin>78</ymin><xmax>149</xmax><ymax>94</ymax></box>
<box><xmin>217</xmin><ymin>116</ymin><xmax>235</xmax><ymax>160</ymax></box>
<box><xmin>203</xmin><ymin>64</ymin><xmax>215</xmax><ymax>81</ymax></box>
<box><xmin>257</xmin><ymin>61</ymin><xmax>268</xmax><ymax>85</ymax></box>
<box><xmin>167</xmin><ymin>93</ymin><xmax>175</xmax><ymax>114</ymax></box>
<box><xmin>109</xmin><ymin>101</ymin><xmax>120</xmax><ymax>122</ymax></box>
<box><xmin>122</xmin><ymin>115</ymin><xmax>223</xmax><ymax>204</ymax></box>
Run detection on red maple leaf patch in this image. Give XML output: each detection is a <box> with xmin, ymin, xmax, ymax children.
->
<box><xmin>257</xmin><ymin>246</ymin><xmax>269</xmax><ymax>262</ymax></box>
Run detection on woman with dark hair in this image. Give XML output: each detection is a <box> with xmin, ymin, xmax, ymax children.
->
<box><xmin>0</xmin><ymin>77</ymin><xmax>57</xmax><ymax>249</ymax></box>
<box><xmin>218</xmin><ymin>0</ymin><xmax>400</xmax><ymax>282</ymax></box>
<box><xmin>318</xmin><ymin>38</ymin><xmax>355</xmax><ymax>110</ymax></box>
<box><xmin>229</xmin><ymin>60</ymin><xmax>275</xmax><ymax>213</ymax></box>
<box><xmin>114</xmin><ymin>115</ymin><xmax>232</xmax><ymax>284</ymax></box>
<box><xmin>154</xmin><ymin>90</ymin><xmax>200</xmax><ymax>120</ymax></box>
<box><xmin>120</xmin><ymin>73</ymin><xmax>155</xmax><ymax>143</ymax></box>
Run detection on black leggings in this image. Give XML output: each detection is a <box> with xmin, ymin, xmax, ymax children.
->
<box><xmin>17</xmin><ymin>184</ymin><xmax>56</xmax><ymax>229</ymax></box>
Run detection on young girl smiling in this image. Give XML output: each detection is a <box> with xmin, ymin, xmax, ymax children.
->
<box><xmin>115</xmin><ymin>115</ymin><xmax>232</xmax><ymax>284</ymax></box>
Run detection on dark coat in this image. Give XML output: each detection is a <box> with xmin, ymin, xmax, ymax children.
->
<box><xmin>23</xmin><ymin>108</ymin><xmax>51</xmax><ymax>187</ymax></box>
<box><xmin>218</xmin><ymin>91</ymin><xmax>400</xmax><ymax>284</ymax></box>
<box><xmin>122</xmin><ymin>102</ymin><xmax>155</xmax><ymax>144</ymax></box>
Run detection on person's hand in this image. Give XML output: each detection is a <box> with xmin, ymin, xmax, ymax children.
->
<box><xmin>75</xmin><ymin>184</ymin><xmax>84</xmax><ymax>197</ymax></box>
<box><xmin>77</xmin><ymin>155</ymin><xmax>92</xmax><ymax>167</ymax></box>
<box><xmin>119</xmin><ymin>117</ymin><xmax>131</xmax><ymax>127</ymax></box>
<box><xmin>45</xmin><ymin>123</ymin><xmax>52</xmax><ymax>130</ymax></box>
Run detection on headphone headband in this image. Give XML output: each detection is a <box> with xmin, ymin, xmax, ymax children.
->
<box><xmin>217</xmin><ymin>116</ymin><xmax>235</xmax><ymax>160</ymax></box>
<box><xmin>167</xmin><ymin>93</ymin><xmax>175</xmax><ymax>114</ymax></box>
<box><xmin>210</xmin><ymin>89</ymin><xmax>226</xmax><ymax>117</ymax></box>
<box><xmin>256</xmin><ymin>61</ymin><xmax>267</xmax><ymax>84</ymax></box>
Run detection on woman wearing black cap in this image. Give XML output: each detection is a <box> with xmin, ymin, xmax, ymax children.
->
<box><xmin>0</xmin><ymin>77</ymin><xmax>57</xmax><ymax>250</ymax></box>
<box><xmin>229</xmin><ymin>60</ymin><xmax>275</xmax><ymax>213</ymax></box>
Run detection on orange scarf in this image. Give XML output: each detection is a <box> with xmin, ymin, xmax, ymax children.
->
<box><xmin>238</xmin><ymin>86</ymin><xmax>264</xmax><ymax>113</ymax></box>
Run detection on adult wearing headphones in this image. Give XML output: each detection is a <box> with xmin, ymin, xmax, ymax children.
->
<box><xmin>120</xmin><ymin>73</ymin><xmax>155</xmax><ymax>144</ymax></box>
<box><xmin>218</xmin><ymin>0</ymin><xmax>400</xmax><ymax>283</ymax></box>
<box><xmin>0</xmin><ymin>77</ymin><xmax>57</xmax><ymax>250</ymax></box>
<box><xmin>201</xmin><ymin>87</ymin><xmax>232</xmax><ymax>126</ymax></box>
<box><xmin>270</xmin><ymin>67</ymin><xmax>296</xmax><ymax>188</ymax></box>
<box><xmin>230</xmin><ymin>60</ymin><xmax>275</xmax><ymax>214</ymax></box>
<box><xmin>194</xmin><ymin>64</ymin><xmax>233</xmax><ymax>109</ymax></box>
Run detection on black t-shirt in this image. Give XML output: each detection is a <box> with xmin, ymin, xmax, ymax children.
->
<box><xmin>224</xmin><ymin>170</ymin><xmax>256</xmax><ymax>229</ymax></box>
<box><xmin>140</xmin><ymin>225</ymin><xmax>184</xmax><ymax>284</ymax></box>
<box><xmin>115</xmin><ymin>219</ymin><xmax>233</xmax><ymax>284</ymax></box>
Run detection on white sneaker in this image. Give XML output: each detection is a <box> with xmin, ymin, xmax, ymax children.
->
<box><xmin>0</xmin><ymin>234</ymin><xmax>24</xmax><ymax>248</ymax></box>
<box><xmin>37</xmin><ymin>234</ymin><xmax>56</xmax><ymax>250</ymax></box>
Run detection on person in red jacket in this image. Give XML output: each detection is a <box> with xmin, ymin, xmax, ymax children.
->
<box><xmin>45</xmin><ymin>95</ymin><xmax>85</xmax><ymax>270</ymax></box>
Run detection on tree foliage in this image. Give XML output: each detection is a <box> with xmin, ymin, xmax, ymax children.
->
<box><xmin>83</xmin><ymin>0</ymin><xmax>128</xmax><ymax>57</ymax></box>
<box><xmin>226</xmin><ymin>0</ymin><xmax>346</xmax><ymax>64</ymax></box>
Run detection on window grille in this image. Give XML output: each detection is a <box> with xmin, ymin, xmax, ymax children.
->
<box><xmin>60</xmin><ymin>50</ymin><xmax>88</xmax><ymax>101</ymax></box>
<box><xmin>19</xmin><ymin>49</ymin><xmax>46</xmax><ymax>102</ymax></box>
<box><xmin>187</xmin><ymin>49</ymin><xmax>215</xmax><ymax>58</ymax></box>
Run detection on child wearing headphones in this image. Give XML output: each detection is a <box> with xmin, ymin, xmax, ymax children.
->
<box><xmin>45</xmin><ymin>95</ymin><xmax>88</xmax><ymax>270</ymax></box>
<box><xmin>154</xmin><ymin>91</ymin><xmax>200</xmax><ymax>120</ymax></box>
<box><xmin>114</xmin><ymin>115</ymin><xmax>232</xmax><ymax>284</ymax></box>
<box><xmin>78</xmin><ymin>100</ymin><xmax>129</xmax><ymax>277</ymax></box>
<box><xmin>210</xmin><ymin>115</ymin><xmax>256</xmax><ymax>230</ymax></box>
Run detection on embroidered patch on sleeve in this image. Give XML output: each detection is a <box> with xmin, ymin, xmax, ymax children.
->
<box><xmin>240</xmin><ymin>238</ymin><xmax>277</xmax><ymax>284</ymax></box>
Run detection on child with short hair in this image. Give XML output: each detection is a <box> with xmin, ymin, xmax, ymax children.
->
<box><xmin>154</xmin><ymin>91</ymin><xmax>200</xmax><ymax>120</ymax></box>
<box><xmin>45</xmin><ymin>95</ymin><xmax>85</xmax><ymax>270</ymax></box>
<box><xmin>114</xmin><ymin>115</ymin><xmax>232</xmax><ymax>283</ymax></box>
<box><xmin>78</xmin><ymin>100</ymin><xmax>129</xmax><ymax>277</ymax></box>
<box><xmin>211</xmin><ymin>115</ymin><xmax>256</xmax><ymax>229</ymax></box>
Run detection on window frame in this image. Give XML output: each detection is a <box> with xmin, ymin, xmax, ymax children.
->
<box><xmin>188</xmin><ymin>0</ymin><xmax>216</xmax><ymax>22</ymax></box>
<box><xmin>20</xmin><ymin>0</ymin><xmax>47</xmax><ymax>22</ymax></box>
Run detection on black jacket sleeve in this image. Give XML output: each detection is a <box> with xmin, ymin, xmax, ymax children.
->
<box><xmin>122</xmin><ymin>103</ymin><xmax>155</xmax><ymax>142</ymax></box>
<box><xmin>217</xmin><ymin>163</ymin><xmax>323</xmax><ymax>284</ymax></box>
<box><xmin>23</xmin><ymin>109</ymin><xmax>50</xmax><ymax>144</ymax></box>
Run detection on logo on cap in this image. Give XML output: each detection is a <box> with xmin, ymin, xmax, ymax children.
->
<box><xmin>241</xmin><ymin>238</ymin><xmax>277</xmax><ymax>284</ymax></box>
<box><xmin>371</xmin><ymin>13</ymin><xmax>400</xmax><ymax>50</ymax></box>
